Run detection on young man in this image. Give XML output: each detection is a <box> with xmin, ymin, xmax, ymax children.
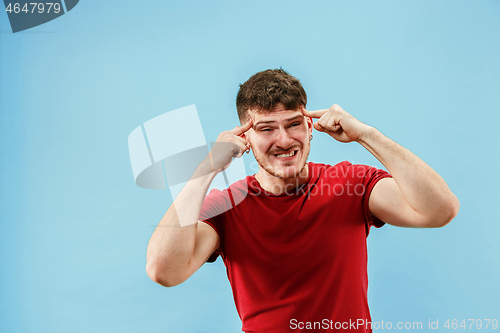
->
<box><xmin>146</xmin><ymin>69</ymin><xmax>459</xmax><ymax>332</ymax></box>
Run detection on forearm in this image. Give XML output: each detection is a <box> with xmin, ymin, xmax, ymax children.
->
<box><xmin>358</xmin><ymin>126</ymin><xmax>459</xmax><ymax>225</ymax></box>
<box><xmin>146</xmin><ymin>156</ymin><xmax>217</xmax><ymax>282</ymax></box>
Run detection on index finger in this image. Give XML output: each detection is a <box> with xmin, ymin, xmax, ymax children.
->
<box><xmin>230</xmin><ymin>118</ymin><xmax>253</xmax><ymax>136</ymax></box>
<box><xmin>302</xmin><ymin>107</ymin><xmax>327</xmax><ymax>119</ymax></box>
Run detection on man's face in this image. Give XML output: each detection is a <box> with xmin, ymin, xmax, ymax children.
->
<box><xmin>245</xmin><ymin>104</ymin><xmax>313</xmax><ymax>180</ymax></box>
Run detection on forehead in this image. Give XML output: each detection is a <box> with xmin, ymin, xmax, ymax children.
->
<box><xmin>248</xmin><ymin>106</ymin><xmax>303</xmax><ymax>124</ymax></box>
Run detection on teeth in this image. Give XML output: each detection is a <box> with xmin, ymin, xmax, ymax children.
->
<box><xmin>275</xmin><ymin>151</ymin><xmax>295</xmax><ymax>158</ymax></box>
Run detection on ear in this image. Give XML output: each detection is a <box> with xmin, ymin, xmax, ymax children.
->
<box><xmin>305</xmin><ymin>115</ymin><xmax>313</xmax><ymax>136</ymax></box>
<box><xmin>241</xmin><ymin>132</ymin><xmax>252</xmax><ymax>152</ymax></box>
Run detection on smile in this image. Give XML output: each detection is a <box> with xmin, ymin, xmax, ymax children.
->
<box><xmin>274</xmin><ymin>150</ymin><xmax>298</xmax><ymax>159</ymax></box>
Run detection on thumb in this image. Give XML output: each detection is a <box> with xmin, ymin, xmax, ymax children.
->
<box><xmin>314</xmin><ymin>122</ymin><xmax>325</xmax><ymax>132</ymax></box>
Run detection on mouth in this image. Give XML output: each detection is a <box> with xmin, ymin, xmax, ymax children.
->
<box><xmin>273</xmin><ymin>149</ymin><xmax>298</xmax><ymax>160</ymax></box>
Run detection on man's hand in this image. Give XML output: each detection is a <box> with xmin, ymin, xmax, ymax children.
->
<box><xmin>302</xmin><ymin>105</ymin><xmax>371</xmax><ymax>143</ymax></box>
<box><xmin>209</xmin><ymin>119</ymin><xmax>253</xmax><ymax>172</ymax></box>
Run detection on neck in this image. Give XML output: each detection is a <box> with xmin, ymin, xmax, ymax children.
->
<box><xmin>255</xmin><ymin>164</ymin><xmax>309</xmax><ymax>195</ymax></box>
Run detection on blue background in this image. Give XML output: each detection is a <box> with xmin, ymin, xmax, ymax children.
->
<box><xmin>1</xmin><ymin>1</ymin><xmax>499</xmax><ymax>332</ymax></box>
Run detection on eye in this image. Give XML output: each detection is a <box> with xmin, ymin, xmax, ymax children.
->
<box><xmin>260</xmin><ymin>128</ymin><xmax>273</xmax><ymax>132</ymax></box>
<box><xmin>290</xmin><ymin>122</ymin><xmax>301</xmax><ymax>127</ymax></box>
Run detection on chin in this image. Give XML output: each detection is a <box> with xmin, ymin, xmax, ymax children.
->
<box><xmin>264</xmin><ymin>161</ymin><xmax>307</xmax><ymax>180</ymax></box>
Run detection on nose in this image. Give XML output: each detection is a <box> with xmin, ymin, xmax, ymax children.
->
<box><xmin>275</xmin><ymin>127</ymin><xmax>294</xmax><ymax>150</ymax></box>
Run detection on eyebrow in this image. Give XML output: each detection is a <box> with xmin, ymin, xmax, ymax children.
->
<box><xmin>254</xmin><ymin>115</ymin><xmax>303</xmax><ymax>127</ymax></box>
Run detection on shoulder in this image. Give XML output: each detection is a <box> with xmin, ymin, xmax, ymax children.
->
<box><xmin>204</xmin><ymin>175</ymin><xmax>253</xmax><ymax>206</ymax></box>
<box><xmin>206</xmin><ymin>175</ymin><xmax>251</xmax><ymax>196</ymax></box>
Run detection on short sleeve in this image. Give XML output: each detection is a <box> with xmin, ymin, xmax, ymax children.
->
<box><xmin>199</xmin><ymin>188</ymin><xmax>232</xmax><ymax>262</ymax></box>
<box><xmin>354</xmin><ymin>164</ymin><xmax>392</xmax><ymax>233</ymax></box>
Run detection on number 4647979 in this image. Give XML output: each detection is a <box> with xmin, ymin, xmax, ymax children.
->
<box><xmin>444</xmin><ymin>319</ymin><xmax>498</xmax><ymax>330</ymax></box>
<box><xmin>5</xmin><ymin>3</ymin><xmax>62</xmax><ymax>14</ymax></box>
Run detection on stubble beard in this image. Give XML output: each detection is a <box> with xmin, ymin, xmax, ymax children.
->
<box><xmin>252</xmin><ymin>142</ymin><xmax>310</xmax><ymax>180</ymax></box>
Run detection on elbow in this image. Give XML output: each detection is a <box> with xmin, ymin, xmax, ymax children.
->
<box><xmin>146</xmin><ymin>260</ymin><xmax>184</xmax><ymax>288</ymax></box>
<box><xmin>449</xmin><ymin>194</ymin><xmax>460</xmax><ymax>221</ymax></box>
<box><xmin>429</xmin><ymin>195</ymin><xmax>460</xmax><ymax>228</ymax></box>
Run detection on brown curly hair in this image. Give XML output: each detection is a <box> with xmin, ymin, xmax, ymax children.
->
<box><xmin>236</xmin><ymin>69</ymin><xmax>307</xmax><ymax>122</ymax></box>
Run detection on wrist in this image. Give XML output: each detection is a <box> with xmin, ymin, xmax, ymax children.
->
<box><xmin>356</xmin><ymin>125</ymin><xmax>377</xmax><ymax>145</ymax></box>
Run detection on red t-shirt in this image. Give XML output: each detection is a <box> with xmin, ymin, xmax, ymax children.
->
<box><xmin>199</xmin><ymin>161</ymin><xmax>391</xmax><ymax>332</ymax></box>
